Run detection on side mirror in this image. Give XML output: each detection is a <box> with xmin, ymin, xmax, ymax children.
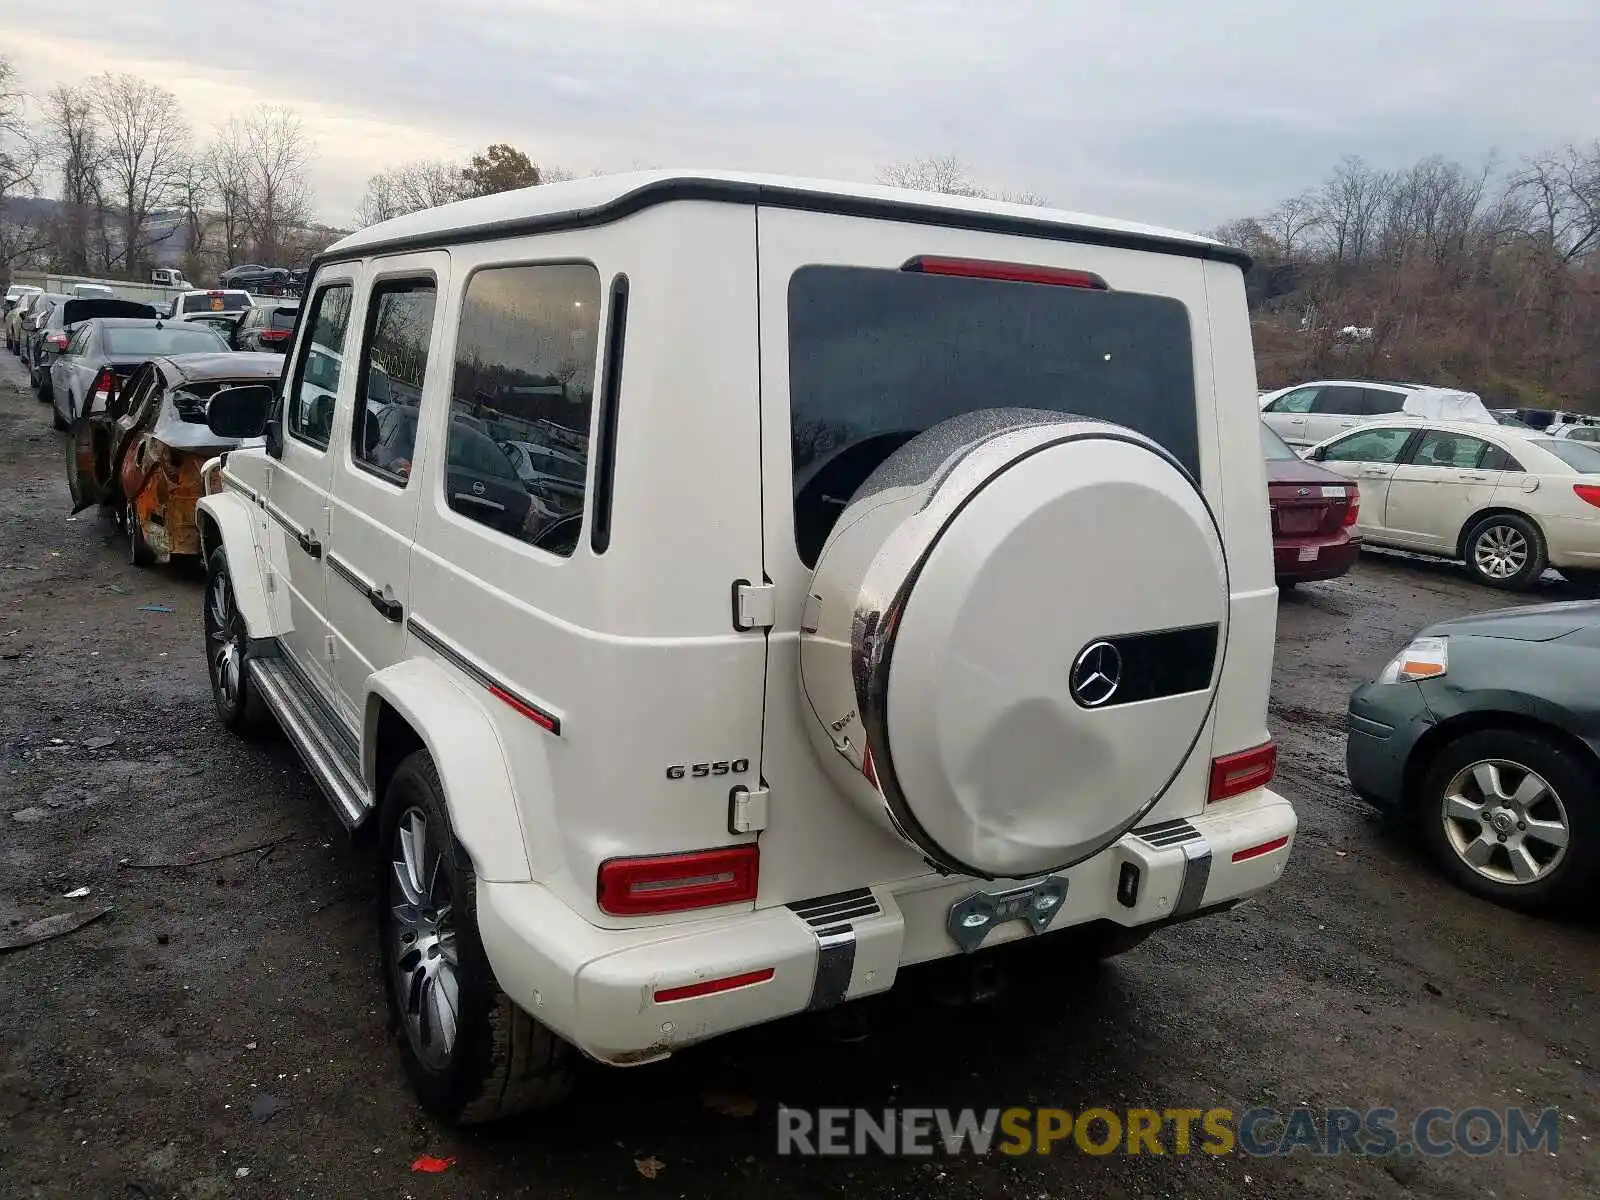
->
<box><xmin>207</xmin><ymin>384</ymin><xmax>275</xmax><ymax>439</ymax></box>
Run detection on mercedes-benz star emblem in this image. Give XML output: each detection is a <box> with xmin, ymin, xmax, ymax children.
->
<box><xmin>1071</xmin><ymin>640</ymin><xmax>1123</xmax><ymax>708</ymax></box>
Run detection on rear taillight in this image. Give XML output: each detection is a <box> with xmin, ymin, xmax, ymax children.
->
<box><xmin>91</xmin><ymin>368</ymin><xmax>117</xmax><ymax>403</ymax></box>
<box><xmin>48</xmin><ymin>332</ymin><xmax>68</xmax><ymax>350</ymax></box>
<box><xmin>1342</xmin><ymin>498</ymin><xmax>1359</xmax><ymax>526</ymax></box>
<box><xmin>902</xmin><ymin>256</ymin><xmax>1110</xmax><ymax>290</ymax></box>
<box><xmin>597</xmin><ymin>846</ymin><xmax>759</xmax><ymax>916</ymax></box>
<box><xmin>1209</xmin><ymin>741</ymin><xmax>1277</xmax><ymax>803</ymax></box>
<box><xmin>1574</xmin><ymin>484</ymin><xmax>1600</xmax><ymax>510</ymax></box>
<box><xmin>259</xmin><ymin>329</ymin><xmax>291</xmax><ymax>342</ymax></box>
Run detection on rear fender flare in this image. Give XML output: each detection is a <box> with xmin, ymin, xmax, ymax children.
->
<box><xmin>364</xmin><ymin>659</ymin><xmax>533</xmax><ymax>884</ymax></box>
<box><xmin>195</xmin><ymin>491</ymin><xmax>283</xmax><ymax>639</ymax></box>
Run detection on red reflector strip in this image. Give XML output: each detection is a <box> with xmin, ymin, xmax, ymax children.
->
<box><xmin>1209</xmin><ymin>741</ymin><xmax>1277</xmax><ymax>802</ymax></box>
<box><xmin>1232</xmin><ymin>836</ymin><xmax>1290</xmax><ymax>863</ymax></box>
<box><xmin>488</xmin><ymin>684</ymin><xmax>560</xmax><ymax>734</ymax></box>
<box><xmin>653</xmin><ymin>967</ymin><xmax>775</xmax><ymax>1004</ymax></box>
<box><xmin>598</xmin><ymin>846</ymin><xmax>760</xmax><ymax>916</ymax></box>
<box><xmin>902</xmin><ymin>255</ymin><xmax>1109</xmax><ymax>290</ymax></box>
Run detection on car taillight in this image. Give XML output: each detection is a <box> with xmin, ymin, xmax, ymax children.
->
<box><xmin>91</xmin><ymin>368</ymin><xmax>117</xmax><ymax>402</ymax></box>
<box><xmin>48</xmin><ymin>332</ymin><xmax>68</xmax><ymax>350</ymax></box>
<box><xmin>1209</xmin><ymin>741</ymin><xmax>1277</xmax><ymax>802</ymax></box>
<box><xmin>902</xmin><ymin>256</ymin><xmax>1110</xmax><ymax>290</ymax></box>
<box><xmin>1342</xmin><ymin>495</ymin><xmax>1360</xmax><ymax>526</ymax></box>
<box><xmin>1574</xmin><ymin>484</ymin><xmax>1600</xmax><ymax>510</ymax></box>
<box><xmin>259</xmin><ymin>329</ymin><xmax>291</xmax><ymax>342</ymax></box>
<box><xmin>597</xmin><ymin>846</ymin><xmax>759</xmax><ymax>916</ymax></box>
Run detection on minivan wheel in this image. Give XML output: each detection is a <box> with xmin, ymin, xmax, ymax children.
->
<box><xmin>203</xmin><ymin>547</ymin><xmax>270</xmax><ymax>735</ymax></box>
<box><xmin>1418</xmin><ymin>730</ymin><xmax>1598</xmax><ymax>914</ymax></box>
<box><xmin>379</xmin><ymin>751</ymin><xmax>573</xmax><ymax>1123</ymax></box>
<box><xmin>1464</xmin><ymin>514</ymin><xmax>1545</xmax><ymax>590</ymax></box>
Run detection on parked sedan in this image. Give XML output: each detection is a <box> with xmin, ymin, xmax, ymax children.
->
<box><xmin>49</xmin><ymin>319</ymin><xmax>231</xmax><ymax>431</ymax></box>
<box><xmin>67</xmin><ymin>353</ymin><xmax>283</xmax><ymax>565</ymax></box>
<box><xmin>18</xmin><ymin>293</ymin><xmax>67</xmax><ymax>372</ymax></box>
<box><xmin>1261</xmin><ymin>420</ymin><xmax>1360</xmax><ymax>587</ymax></box>
<box><xmin>1347</xmin><ymin>602</ymin><xmax>1600</xmax><ymax>913</ymax></box>
<box><xmin>6</xmin><ymin>289</ymin><xmax>53</xmax><ymax>354</ymax></box>
<box><xmin>29</xmin><ymin>296</ymin><xmax>160</xmax><ymax>402</ymax></box>
<box><xmin>1305</xmin><ymin>419</ymin><xmax>1600</xmax><ymax>590</ymax></box>
<box><xmin>230</xmin><ymin>299</ymin><xmax>298</xmax><ymax>351</ymax></box>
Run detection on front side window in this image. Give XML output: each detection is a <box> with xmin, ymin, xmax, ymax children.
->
<box><xmin>788</xmin><ymin>265</ymin><xmax>1197</xmax><ymax>567</ymax></box>
<box><xmin>1411</xmin><ymin>430</ymin><xmax>1491</xmax><ymax>469</ymax></box>
<box><xmin>1266</xmin><ymin>387</ymin><xmax>1318</xmax><ymax>414</ymax></box>
<box><xmin>287</xmin><ymin>283</ymin><xmax>353</xmax><ymax>450</ymax></box>
<box><xmin>446</xmin><ymin>263</ymin><xmax>601</xmax><ymax>556</ymax></box>
<box><xmin>352</xmin><ymin>279</ymin><xmax>438</xmax><ymax>484</ymax></box>
<box><xmin>1320</xmin><ymin>427</ymin><xmax>1415</xmax><ymax>464</ymax></box>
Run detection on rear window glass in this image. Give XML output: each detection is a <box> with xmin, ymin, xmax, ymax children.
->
<box><xmin>103</xmin><ymin>327</ymin><xmax>227</xmax><ymax>355</ymax></box>
<box><xmin>270</xmin><ymin>307</ymin><xmax>299</xmax><ymax>329</ymax></box>
<box><xmin>183</xmin><ymin>292</ymin><xmax>249</xmax><ymax>313</ymax></box>
<box><xmin>1533</xmin><ymin>439</ymin><xmax>1600</xmax><ymax>473</ymax></box>
<box><xmin>787</xmin><ymin>265</ymin><xmax>1197</xmax><ymax>566</ymax></box>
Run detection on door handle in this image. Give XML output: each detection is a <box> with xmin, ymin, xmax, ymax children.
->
<box><xmin>1460</xmin><ymin>473</ymin><xmax>1488</xmax><ymax>482</ymax></box>
<box><xmin>369</xmin><ymin>585</ymin><xmax>403</xmax><ymax>623</ymax></box>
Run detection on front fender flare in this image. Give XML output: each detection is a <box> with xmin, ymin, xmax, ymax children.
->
<box><xmin>195</xmin><ymin>490</ymin><xmax>285</xmax><ymax>640</ymax></box>
<box><xmin>365</xmin><ymin>659</ymin><xmax>533</xmax><ymax>884</ymax></box>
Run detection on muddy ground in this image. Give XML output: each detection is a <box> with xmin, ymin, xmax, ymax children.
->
<box><xmin>0</xmin><ymin>349</ymin><xmax>1596</xmax><ymax>1200</ymax></box>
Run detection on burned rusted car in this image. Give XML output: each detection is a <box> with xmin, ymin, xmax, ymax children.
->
<box><xmin>69</xmin><ymin>353</ymin><xmax>284</xmax><ymax>565</ymax></box>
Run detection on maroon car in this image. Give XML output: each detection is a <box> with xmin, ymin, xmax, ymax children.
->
<box><xmin>1262</xmin><ymin>421</ymin><xmax>1361</xmax><ymax>586</ymax></box>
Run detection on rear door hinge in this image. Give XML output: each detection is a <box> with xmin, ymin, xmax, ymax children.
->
<box><xmin>732</xmin><ymin>579</ymin><xmax>775</xmax><ymax>631</ymax></box>
<box><xmin>728</xmin><ymin>784</ymin><xmax>770</xmax><ymax>834</ymax></box>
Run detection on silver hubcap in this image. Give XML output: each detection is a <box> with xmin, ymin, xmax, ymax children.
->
<box><xmin>389</xmin><ymin>809</ymin><xmax>459</xmax><ymax>1068</ymax></box>
<box><xmin>207</xmin><ymin>570</ymin><xmax>242</xmax><ymax>708</ymax></box>
<box><xmin>1473</xmin><ymin>524</ymin><xmax>1528</xmax><ymax>579</ymax></box>
<box><xmin>1442</xmin><ymin>759</ymin><xmax>1570</xmax><ymax>886</ymax></box>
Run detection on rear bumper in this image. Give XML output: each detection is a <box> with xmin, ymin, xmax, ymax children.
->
<box><xmin>1274</xmin><ymin>534</ymin><xmax>1360</xmax><ymax>583</ymax></box>
<box><xmin>476</xmin><ymin>788</ymin><xmax>1297</xmax><ymax>1065</ymax></box>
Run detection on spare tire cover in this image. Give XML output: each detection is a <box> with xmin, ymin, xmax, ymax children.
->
<box><xmin>799</xmin><ymin>409</ymin><xmax>1228</xmax><ymax>880</ymax></box>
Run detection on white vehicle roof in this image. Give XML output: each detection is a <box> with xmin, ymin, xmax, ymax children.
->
<box><xmin>327</xmin><ymin>169</ymin><xmax>1235</xmax><ymax>262</ymax></box>
<box><xmin>1259</xmin><ymin>378</ymin><xmax>1494</xmax><ymax>424</ymax></box>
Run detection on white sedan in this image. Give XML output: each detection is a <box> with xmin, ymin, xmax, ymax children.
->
<box><xmin>1304</xmin><ymin>419</ymin><xmax>1600</xmax><ymax>590</ymax></box>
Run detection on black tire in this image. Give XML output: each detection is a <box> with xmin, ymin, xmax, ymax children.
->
<box><xmin>127</xmin><ymin>502</ymin><xmax>156</xmax><ymax>567</ymax></box>
<box><xmin>379</xmin><ymin>751</ymin><xmax>573</xmax><ymax>1124</ymax></box>
<box><xmin>202</xmin><ymin>547</ymin><xmax>271</xmax><ymax>735</ymax></box>
<box><xmin>1463</xmin><ymin>513</ymin><xmax>1546</xmax><ymax>590</ymax></box>
<box><xmin>1417</xmin><ymin>729</ymin><xmax>1599</xmax><ymax>914</ymax></box>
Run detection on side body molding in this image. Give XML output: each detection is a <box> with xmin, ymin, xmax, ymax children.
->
<box><xmin>364</xmin><ymin>658</ymin><xmax>534</xmax><ymax>883</ymax></box>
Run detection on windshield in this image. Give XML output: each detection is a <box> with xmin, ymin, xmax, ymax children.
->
<box><xmin>787</xmin><ymin>265</ymin><xmax>1197</xmax><ymax>566</ymax></box>
<box><xmin>1259</xmin><ymin>421</ymin><xmax>1300</xmax><ymax>460</ymax></box>
<box><xmin>103</xmin><ymin>326</ymin><xmax>228</xmax><ymax>356</ymax></box>
<box><xmin>1532</xmin><ymin>438</ymin><xmax>1600</xmax><ymax>474</ymax></box>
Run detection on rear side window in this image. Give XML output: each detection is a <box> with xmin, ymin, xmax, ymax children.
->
<box><xmin>352</xmin><ymin>279</ymin><xmax>438</xmax><ymax>484</ymax></box>
<box><xmin>286</xmin><ymin>283</ymin><xmax>353</xmax><ymax>450</ymax></box>
<box><xmin>788</xmin><ymin>265</ymin><xmax>1197</xmax><ymax>567</ymax></box>
<box><xmin>1360</xmin><ymin>388</ymin><xmax>1407</xmax><ymax>416</ymax></box>
<box><xmin>446</xmin><ymin>263</ymin><xmax>601</xmax><ymax>557</ymax></box>
<box><xmin>1321</xmin><ymin>427</ymin><xmax>1414</xmax><ymax>464</ymax></box>
<box><xmin>1480</xmin><ymin>445</ymin><xmax>1524</xmax><ymax>472</ymax></box>
<box><xmin>1312</xmin><ymin>386</ymin><xmax>1366</xmax><ymax>414</ymax></box>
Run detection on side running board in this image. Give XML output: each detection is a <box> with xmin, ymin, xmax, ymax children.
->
<box><xmin>249</xmin><ymin>657</ymin><xmax>371</xmax><ymax>830</ymax></box>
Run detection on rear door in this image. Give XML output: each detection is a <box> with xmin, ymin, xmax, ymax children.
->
<box><xmin>1383</xmin><ymin>428</ymin><xmax>1502</xmax><ymax>550</ymax></box>
<box><xmin>1304</xmin><ymin>385</ymin><xmax>1368</xmax><ymax>444</ymax></box>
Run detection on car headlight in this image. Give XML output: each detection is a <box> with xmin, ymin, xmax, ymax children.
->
<box><xmin>1376</xmin><ymin>636</ymin><xmax>1448</xmax><ymax>684</ymax></box>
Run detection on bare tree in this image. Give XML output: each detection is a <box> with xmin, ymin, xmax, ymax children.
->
<box><xmin>1264</xmin><ymin>191</ymin><xmax>1320</xmax><ymax>260</ymax></box>
<box><xmin>877</xmin><ymin>154</ymin><xmax>1046</xmax><ymax>206</ymax></box>
<box><xmin>356</xmin><ymin>158</ymin><xmax>462</xmax><ymax>226</ymax></box>
<box><xmin>41</xmin><ymin>84</ymin><xmax>105</xmax><ymax>274</ymax></box>
<box><xmin>1511</xmin><ymin>143</ymin><xmax>1600</xmax><ymax>264</ymax></box>
<box><xmin>90</xmin><ymin>72</ymin><xmax>191</xmax><ymax>274</ymax></box>
<box><xmin>176</xmin><ymin>155</ymin><xmax>212</xmax><ymax>278</ymax></box>
<box><xmin>0</xmin><ymin>56</ymin><xmax>45</xmax><ymax>274</ymax></box>
<box><xmin>239</xmin><ymin>105</ymin><xmax>313</xmax><ymax>263</ymax></box>
<box><xmin>204</xmin><ymin>119</ymin><xmax>252</xmax><ymax>270</ymax></box>
<box><xmin>1313</xmin><ymin>155</ymin><xmax>1392</xmax><ymax>271</ymax></box>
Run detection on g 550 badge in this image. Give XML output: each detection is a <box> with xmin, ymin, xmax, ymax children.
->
<box><xmin>666</xmin><ymin>758</ymin><xmax>751</xmax><ymax>780</ymax></box>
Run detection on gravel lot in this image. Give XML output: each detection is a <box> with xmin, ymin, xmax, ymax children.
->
<box><xmin>1</xmin><ymin>350</ymin><xmax>1597</xmax><ymax>1199</ymax></box>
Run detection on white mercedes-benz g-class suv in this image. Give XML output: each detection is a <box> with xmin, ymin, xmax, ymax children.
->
<box><xmin>195</xmin><ymin>170</ymin><xmax>1295</xmax><ymax>1123</ymax></box>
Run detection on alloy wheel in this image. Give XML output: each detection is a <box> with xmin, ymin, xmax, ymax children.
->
<box><xmin>1441</xmin><ymin>758</ymin><xmax>1570</xmax><ymax>886</ymax></box>
<box><xmin>206</xmin><ymin>568</ymin><xmax>243</xmax><ymax>710</ymax></box>
<box><xmin>1473</xmin><ymin>524</ymin><xmax>1528</xmax><ymax>580</ymax></box>
<box><xmin>388</xmin><ymin>808</ymin><xmax>460</xmax><ymax>1070</ymax></box>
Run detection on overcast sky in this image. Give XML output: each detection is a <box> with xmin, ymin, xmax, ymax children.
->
<box><xmin>4</xmin><ymin>0</ymin><xmax>1597</xmax><ymax>234</ymax></box>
